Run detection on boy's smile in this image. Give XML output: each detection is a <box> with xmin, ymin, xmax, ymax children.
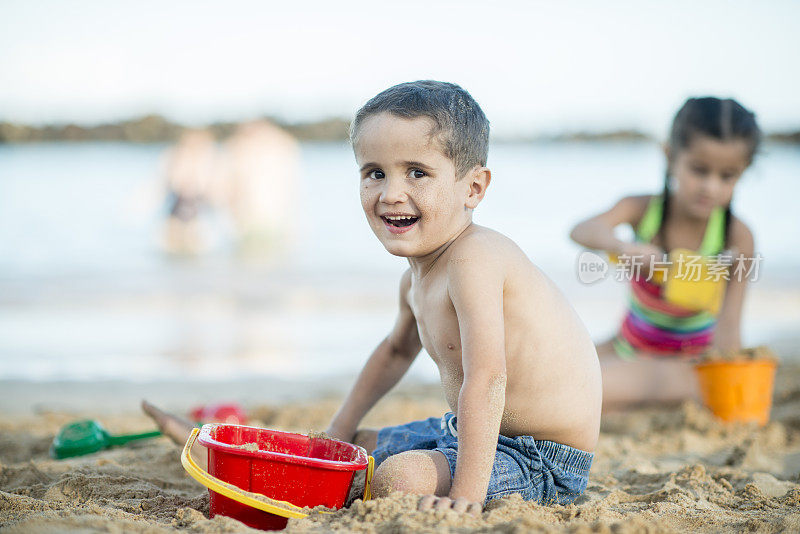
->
<box><xmin>354</xmin><ymin>113</ymin><xmax>476</xmax><ymax>259</ymax></box>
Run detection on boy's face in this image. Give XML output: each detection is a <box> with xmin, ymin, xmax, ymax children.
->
<box><xmin>354</xmin><ymin>113</ymin><xmax>475</xmax><ymax>258</ymax></box>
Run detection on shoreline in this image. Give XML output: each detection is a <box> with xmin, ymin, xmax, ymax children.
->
<box><xmin>0</xmin><ymin>374</ymin><xmax>443</xmax><ymax>416</ymax></box>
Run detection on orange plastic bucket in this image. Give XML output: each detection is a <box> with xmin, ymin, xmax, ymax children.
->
<box><xmin>694</xmin><ymin>360</ymin><xmax>777</xmax><ymax>425</ymax></box>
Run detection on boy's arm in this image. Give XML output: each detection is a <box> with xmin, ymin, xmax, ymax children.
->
<box><xmin>713</xmin><ymin>218</ymin><xmax>755</xmax><ymax>352</ymax></box>
<box><xmin>326</xmin><ymin>269</ymin><xmax>422</xmax><ymax>442</ymax></box>
<box><xmin>445</xmin><ymin>239</ymin><xmax>507</xmax><ymax>504</ymax></box>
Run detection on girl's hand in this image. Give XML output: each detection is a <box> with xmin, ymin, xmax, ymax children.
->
<box><xmin>616</xmin><ymin>243</ymin><xmax>664</xmax><ymax>276</ymax></box>
<box><xmin>618</xmin><ymin>242</ymin><xmax>664</xmax><ymax>263</ymax></box>
<box><xmin>710</xmin><ymin>332</ymin><xmax>741</xmax><ymax>353</ymax></box>
<box><xmin>418</xmin><ymin>494</ymin><xmax>482</xmax><ymax>515</ymax></box>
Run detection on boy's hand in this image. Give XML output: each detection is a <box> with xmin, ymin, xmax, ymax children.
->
<box><xmin>417</xmin><ymin>494</ymin><xmax>482</xmax><ymax>516</ymax></box>
<box><xmin>322</xmin><ymin>425</ymin><xmax>354</xmax><ymax>443</ymax></box>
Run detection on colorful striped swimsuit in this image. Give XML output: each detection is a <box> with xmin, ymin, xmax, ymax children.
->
<box><xmin>612</xmin><ymin>196</ymin><xmax>726</xmax><ymax>360</ymax></box>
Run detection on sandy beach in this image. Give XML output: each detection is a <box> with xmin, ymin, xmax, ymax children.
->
<box><xmin>3</xmin><ymin>1</ymin><xmax>800</xmax><ymax>531</ymax></box>
<box><xmin>2</xmin><ymin>358</ymin><xmax>800</xmax><ymax>533</ymax></box>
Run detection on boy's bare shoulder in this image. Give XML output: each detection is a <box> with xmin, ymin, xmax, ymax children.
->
<box><xmin>447</xmin><ymin>225</ymin><xmax>525</xmax><ymax>270</ymax></box>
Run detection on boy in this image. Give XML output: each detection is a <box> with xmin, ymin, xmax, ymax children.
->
<box><xmin>324</xmin><ymin>81</ymin><xmax>601</xmax><ymax>513</ymax></box>
<box><xmin>144</xmin><ymin>80</ymin><xmax>601</xmax><ymax>515</ymax></box>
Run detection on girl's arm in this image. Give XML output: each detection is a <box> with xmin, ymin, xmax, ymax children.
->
<box><xmin>569</xmin><ymin>195</ymin><xmax>652</xmax><ymax>254</ymax></box>
<box><xmin>713</xmin><ymin>218</ymin><xmax>755</xmax><ymax>352</ymax></box>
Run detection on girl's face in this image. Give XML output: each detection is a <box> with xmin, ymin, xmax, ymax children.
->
<box><xmin>669</xmin><ymin>134</ymin><xmax>751</xmax><ymax>219</ymax></box>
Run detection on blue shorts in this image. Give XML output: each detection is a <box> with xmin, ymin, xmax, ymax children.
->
<box><xmin>372</xmin><ymin>412</ymin><xmax>593</xmax><ymax>505</ymax></box>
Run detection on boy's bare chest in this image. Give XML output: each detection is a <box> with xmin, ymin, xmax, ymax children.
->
<box><xmin>407</xmin><ymin>278</ymin><xmax>461</xmax><ymax>363</ymax></box>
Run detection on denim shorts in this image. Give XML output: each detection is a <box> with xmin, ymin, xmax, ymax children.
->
<box><xmin>372</xmin><ymin>412</ymin><xmax>593</xmax><ymax>505</ymax></box>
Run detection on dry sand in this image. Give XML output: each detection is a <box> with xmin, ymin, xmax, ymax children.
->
<box><xmin>2</xmin><ymin>367</ymin><xmax>800</xmax><ymax>533</ymax></box>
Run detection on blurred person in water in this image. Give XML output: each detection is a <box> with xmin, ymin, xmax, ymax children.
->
<box><xmin>160</xmin><ymin>121</ymin><xmax>299</xmax><ymax>257</ymax></box>
<box><xmin>161</xmin><ymin>129</ymin><xmax>222</xmax><ymax>255</ymax></box>
<box><xmin>221</xmin><ymin>120</ymin><xmax>300</xmax><ymax>257</ymax></box>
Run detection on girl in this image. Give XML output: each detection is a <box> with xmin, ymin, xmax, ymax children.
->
<box><xmin>570</xmin><ymin>97</ymin><xmax>761</xmax><ymax>408</ymax></box>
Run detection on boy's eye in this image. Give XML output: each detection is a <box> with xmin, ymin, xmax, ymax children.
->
<box><xmin>368</xmin><ymin>170</ymin><xmax>385</xmax><ymax>180</ymax></box>
<box><xmin>691</xmin><ymin>165</ymin><xmax>709</xmax><ymax>176</ymax></box>
<box><xmin>409</xmin><ymin>169</ymin><xmax>426</xmax><ymax>179</ymax></box>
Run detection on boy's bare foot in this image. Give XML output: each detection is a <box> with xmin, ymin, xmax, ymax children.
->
<box><xmin>141</xmin><ymin>400</ymin><xmax>197</xmax><ymax>446</ymax></box>
<box><xmin>142</xmin><ymin>400</ymin><xmax>208</xmax><ymax>470</ymax></box>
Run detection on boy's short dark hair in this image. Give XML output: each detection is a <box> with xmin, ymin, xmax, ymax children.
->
<box><xmin>350</xmin><ymin>80</ymin><xmax>490</xmax><ymax>178</ymax></box>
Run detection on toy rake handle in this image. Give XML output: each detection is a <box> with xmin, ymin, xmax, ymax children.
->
<box><xmin>107</xmin><ymin>430</ymin><xmax>162</xmax><ymax>446</ymax></box>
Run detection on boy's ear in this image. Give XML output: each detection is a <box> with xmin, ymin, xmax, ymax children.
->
<box><xmin>465</xmin><ymin>166</ymin><xmax>491</xmax><ymax>209</ymax></box>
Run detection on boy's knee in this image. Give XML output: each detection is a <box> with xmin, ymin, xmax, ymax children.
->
<box><xmin>372</xmin><ymin>453</ymin><xmax>424</xmax><ymax>497</ymax></box>
<box><xmin>371</xmin><ymin>450</ymin><xmax>447</xmax><ymax>498</ymax></box>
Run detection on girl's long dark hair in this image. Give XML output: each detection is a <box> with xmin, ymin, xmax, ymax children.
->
<box><xmin>660</xmin><ymin>97</ymin><xmax>761</xmax><ymax>251</ymax></box>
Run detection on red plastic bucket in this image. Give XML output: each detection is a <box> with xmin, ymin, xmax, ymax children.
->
<box><xmin>189</xmin><ymin>403</ymin><xmax>248</xmax><ymax>425</ymax></box>
<box><xmin>190</xmin><ymin>424</ymin><xmax>369</xmax><ymax>530</ymax></box>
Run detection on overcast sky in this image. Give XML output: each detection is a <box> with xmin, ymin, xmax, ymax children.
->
<box><xmin>1</xmin><ymin>0</ymin><xmax>798</xmax><ymax>136</ymax></box>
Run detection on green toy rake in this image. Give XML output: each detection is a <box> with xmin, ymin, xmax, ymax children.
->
<box><xmin>50</xmin><ymin>419</ymin><xmax>161</xmax><ymax>459</ymax></box>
